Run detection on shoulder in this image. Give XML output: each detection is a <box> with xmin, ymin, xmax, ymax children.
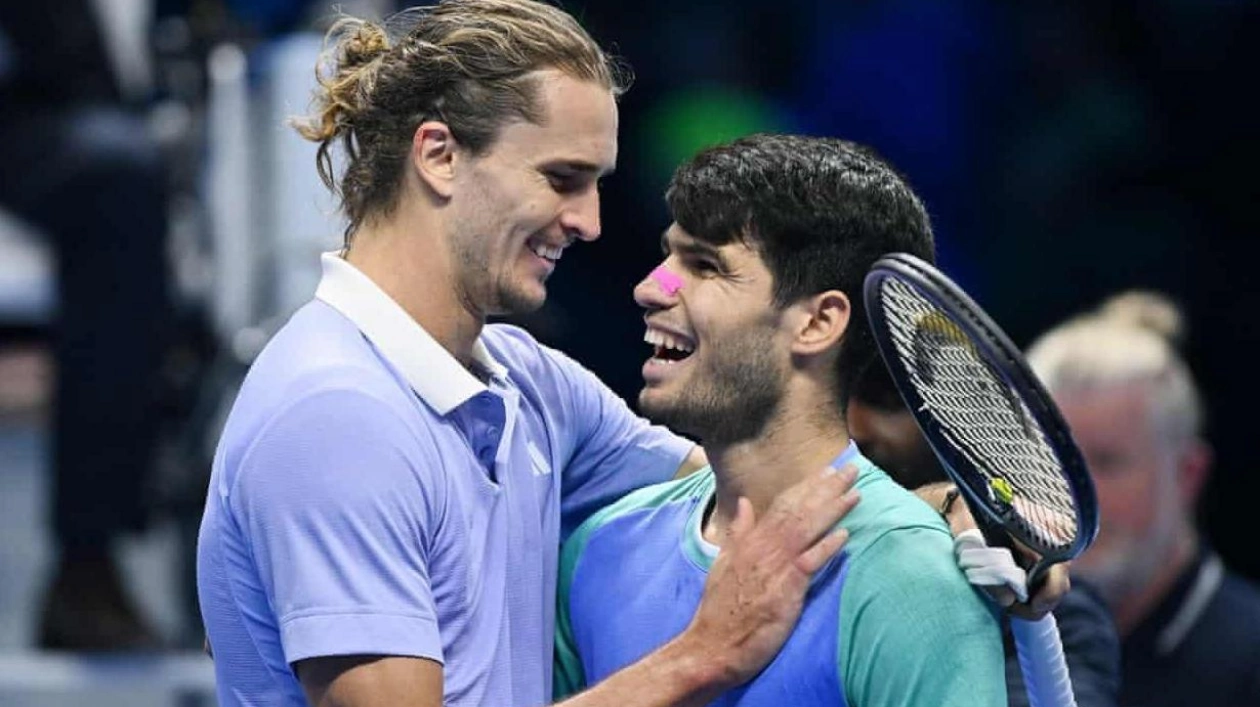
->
<box><xmin>837</xmin><ymin>457</ymin><xmax>987</xmax><ymax>618</ymax></box>
<box><xmin>840</xmin><ymin>457</ymin><xmax>953</xmax><ymax>561</ymax></box>
<box><xmin>221</xmin><ymin>309</ymin><xmax>445</xmax><ymax>498</ymax></box>
<box><xmin>1202</xmin><ymin>567</ymin><xmax>1260</xmax><ymax>645</ymax></box>
<box><xmin>482</xmin><ymin>323</ymin><xmax>551</xmax><ymax>368</ymax></box>
<box><xmin>227</xmin><ymin>387</ymin><xmax>435</xmax><ymax>500</ymax></box>
<box><xmin>605</xmin><ymin>469</ymin><xmax>714</xmax><ymax>516</ymax></box>
<box><xmin>242</xmin><ymin>300</ymin><xmax>416</xmax><ymax>412</ymax></box>
<box><xmin>226</xmin><ymin>367</ymin><xmax>424</xmax><ymax>471</ymax></box>
<box><xmin>482</xmin><ymin>323</ymin><xmax>597</xmax><ymax>388</ymax></box>
<box><xmin>218</xmin><ymin>383</ymin><xmax>450</xmax><ymax>557</ymax></box>
<box><xmin>261</xmin><ymin>301</ymin><xmax>421</xmax><ymax>401</ymax></box>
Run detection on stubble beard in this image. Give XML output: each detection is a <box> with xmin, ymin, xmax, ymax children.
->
<box><xmin>640</xmin><ymin>328</ymin><xmax>786</xmax><ymax>448</ymax></box>
<box><xmin>452</xmin><ymin>229</ymin><xmax>545</xmax><ymax>318</ymax></box>
<box><xmin>1076</xmin><ymin>476</ymin><xmax>1184</xmax><ymax>608</ymax></box>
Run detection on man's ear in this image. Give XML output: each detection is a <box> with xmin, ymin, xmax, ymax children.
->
<box><xmin>790</xmin><ymin>290</ymin><xmax>851</xmax><ymax>357</ymax></box>
<box><xmin>411</xmin><ymin>120</ymin><xmax>458</xmax><ymax>199</ymax></box>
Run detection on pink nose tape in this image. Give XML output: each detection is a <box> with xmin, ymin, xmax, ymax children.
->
<box><xmin>650</xmin><ymin>265</ymin><xmax>683</xmax><ymax>296</ymax></box>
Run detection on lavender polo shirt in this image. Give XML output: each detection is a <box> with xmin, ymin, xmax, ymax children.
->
<box><xmin>196</xmin><ymin>254</ymin><xmax>693</xmax><ymax>707</ymax></box>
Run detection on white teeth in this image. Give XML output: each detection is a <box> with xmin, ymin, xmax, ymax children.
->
<box><xmin>529</xmin><ymin>242</ymin><xmax>564</xmax><ymax>261</ymax></box>
<box><xmin>643</xmin><ymin>329</ymin><xmax>695</xmax><ymax>354</ymax></box>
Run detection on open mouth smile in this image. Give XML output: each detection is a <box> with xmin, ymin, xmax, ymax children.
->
<box><xmin>644</xmin><ymin>328</ymin><xmax>696</xmax><ymax>365</ymax></box>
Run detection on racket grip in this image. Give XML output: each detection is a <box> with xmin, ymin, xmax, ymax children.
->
<box><xmin>1011</xmin><ymin>613</ymin><xmax>1076</xmax><ymax>707</ymax></box>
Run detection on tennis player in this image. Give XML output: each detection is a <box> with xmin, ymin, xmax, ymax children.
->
<box><xmin>555</xmin><ymin>134</ymin><xmax>1007</xmax><ymax>706</ymax></box>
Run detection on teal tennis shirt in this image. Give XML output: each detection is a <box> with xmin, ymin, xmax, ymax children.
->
<box><xmin>556</xmin><ymin>446</ymin><xmax>1006</xmax><ymax>706</ymax></box>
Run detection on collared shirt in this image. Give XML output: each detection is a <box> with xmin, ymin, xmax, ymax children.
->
<box><xmin>1118</xmin><ymin>547</ymin><xmax>1260</xmax><ymax>707</ymax></box>
<box><xmin>197</xmin><ymin>253</ymin><xmax>693</xmax><ymax>707</ymax></box>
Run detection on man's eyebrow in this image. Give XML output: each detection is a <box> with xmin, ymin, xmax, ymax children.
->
<box><xmin>542</xmin><ymin>159</ymin><xmax>616</xmax><ymax>178</ymax></box>
<box><xmin>661</xmin><ymin>231</ymin><xmax>727</xmax><ymax>265</ymax></box>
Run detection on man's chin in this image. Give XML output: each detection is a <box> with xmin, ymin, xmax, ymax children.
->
<box><xmin>639</xmin><ymin>392</ymin><xmax>698</xmax><ymax>436</ymax></box>
<box><xmin>637</xmin><ymin>388</ymin><xmax>669</xmax><ymax>424</ymax></box>
<box><xmin>494</xmin><ymin>285</ymin><xmax>547</xmax><ymax>316</ymax></box>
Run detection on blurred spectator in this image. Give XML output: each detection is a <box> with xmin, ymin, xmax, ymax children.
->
<box><xmin>1027</xmin><ymin>292</ymin><xmax>1260</xmax><ymax>706</ymax></box>
<box><xmin>847</xmin><ymin>363</ymin><xmax>1122</xmax><ymax>707</ymax></box>
<box><xmin>0</xmin><ymin>1</ymin><xmax>171</xmax><ymax>649</ymax></box>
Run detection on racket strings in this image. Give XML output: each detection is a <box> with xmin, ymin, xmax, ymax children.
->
<box><xmin>878</xmin><ymin>279</ymin><xmax>1078</xmax><ymax>551</ymax></box>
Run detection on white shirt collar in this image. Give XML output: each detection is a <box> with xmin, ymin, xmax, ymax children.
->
<box><xmin>313</xmin><ymin>252</ymin><xmax>507</xmax><ymax>415</ymax></box>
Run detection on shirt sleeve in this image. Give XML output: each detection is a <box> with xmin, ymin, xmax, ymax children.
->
<box><xmin>228</xmin><ymin>387</ymin><xmax>444</xmax><ymax>666</ymax></box>
<box><xmin>838</xmin><ymin>526</ymin><xmax>1007</xmax><ymax>707</ymax></box>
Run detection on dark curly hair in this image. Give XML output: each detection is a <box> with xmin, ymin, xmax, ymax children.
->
<box><xmin>666</xmin><ymin>133</ymin><xmax>935</xmax><ymax>409</ymax></box>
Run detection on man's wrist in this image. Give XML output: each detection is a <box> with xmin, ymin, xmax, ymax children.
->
<box><xmin>659</xmin><ymin>630</ymin><xmax>738</xmax><ymax>696</ymax></box>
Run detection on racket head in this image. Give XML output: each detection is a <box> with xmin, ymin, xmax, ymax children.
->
<box><xmin>862</xmin><ymin>253</ymin><xmax>1099</xmax><ymax>568</ymax></box>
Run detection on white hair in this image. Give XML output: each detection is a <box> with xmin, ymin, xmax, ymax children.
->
<box><xmin>1027</xmin><ymin>291</ymin><xmax>1203</xmax><ymax>449</ymax></box>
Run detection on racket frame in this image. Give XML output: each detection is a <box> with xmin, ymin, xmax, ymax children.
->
<box><xmin>863</xmin><ymin>252</ymin><xmax>1099</xmax><ymax>583</ymax></box>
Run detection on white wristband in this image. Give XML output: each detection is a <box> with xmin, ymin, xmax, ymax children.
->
<box><xmin>954</xmin><ymin>528</ymin><xmax>1029</xmax><ymax>604</ymax></box>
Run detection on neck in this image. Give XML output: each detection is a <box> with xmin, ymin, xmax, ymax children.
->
<box><xmin>1113</xmin><ymin>525</ymin><xmax>1199</xmax><ymax>637</ymax></box>
<box><xmin>345</xmin><ymin>208</ymin><xmax>484</xmax><ymax>367</ymax></box>
<box><xmin>702</xmin><ymin>387</ymin><xmax>850</xmax><ymax>545</ymax></box>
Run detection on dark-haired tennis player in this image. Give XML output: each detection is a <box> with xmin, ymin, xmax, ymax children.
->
<box><xmin>556</xmin><ymin>134</ymin><xmax>1033</xmax><ymax>706</ymax></box>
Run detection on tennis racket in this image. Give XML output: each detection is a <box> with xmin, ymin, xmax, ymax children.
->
<box><xmin>863</xmin><ymin>253</ymin><xmax>1100</xmax><ymax>707</ymax></box>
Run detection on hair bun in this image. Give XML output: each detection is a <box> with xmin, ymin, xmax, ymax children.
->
<box><xmin>338</xmin><ymin>19</ymin><xmax>391</xmax><ymax>68</ymax></box>
<box><xmin>293</xmin><ymin>18</ymin><xmax>392</xmax><ymax>151</ymax></box>
<box><xmin>1097</xmin><ymin>290</ymin><xmax>1185</xmax><ymax>347</ymax></box>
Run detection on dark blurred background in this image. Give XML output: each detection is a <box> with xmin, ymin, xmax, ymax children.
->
<box><xmin>0</xmin><ymin>0</ymin><xmax>1256</xmax><ymax>700</ymax></box>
